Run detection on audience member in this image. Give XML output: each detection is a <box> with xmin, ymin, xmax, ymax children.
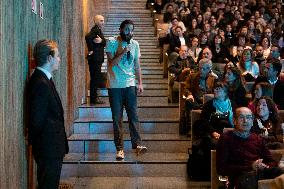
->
<box><xmin>260</xmin><ymin>36</ymin><xmax>271</xmax><ymax>59</ymax></box>
<box><xmin>188</xmin><ymin>36</ymin><xmax>201</xmax><ymax>63</ymax></box>
<box><xmin>168</xmin><ymin>25</ymin><xmax>189</xmax><ymax>55</ymax></box>
<box><xmin>184</xmin><ymin>58</ymin><xmax>217</xmax><ymax>106</ymax></box>
<box><xmin>168</xmin><ymin>45</ymin><xmax>195</xmax><ymax>82</ymax></box>
<box><xmin>191</xmin><ymin>82</ymin><xmax>234</xmax><ymax>181</ymax></box>
<box><xmin>254</xmin><ymin>45</ymin><xmax>266</xmax><ymax>74</ymax></box>
<box><xmin>251</xmin><ymin>96</ymin><xmax>283</xmax><ymax>149</ymax></box>
<box><xmin>264</xmin><ymin>58</ymin><xmax>284</xmax><ymax>109</ymax></box>
<box><xmin>237</xmin><ymin>48</ymin><xmax>259</xmax><ymax>81</ymax></box>
<box><xmin>216</xmin><ymin>107</ymin><xmax>284</xmax><ymax>189</ymax></box>
<box><xmin>224</xmin><ymin>66</ymin><xmax>247</xmax><ymax>107</ymax></box>
<box><xmin>210</xmin><ymin>34</ymin><xmax>230</xmax><ymax>63</ymax></box>
<box><xmin>248</xmin><ymin>82</ymin><xmax>273</xmax><ymax>114</ymax></box>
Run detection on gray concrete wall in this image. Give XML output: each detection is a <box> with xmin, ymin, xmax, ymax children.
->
<box><xmin>0</xmin><ymin>0</ymin><xmax>109</xmax><ymax>188</ymax></box>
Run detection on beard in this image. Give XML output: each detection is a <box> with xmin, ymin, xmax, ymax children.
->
<box><xmin>120</xmin><ymin>32</ymin><xmax>133</xmax><ymax>42</ymax></box>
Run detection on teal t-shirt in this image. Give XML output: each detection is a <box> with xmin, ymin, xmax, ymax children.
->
<box><xmin>105</xmin><ymin>36</ymin><xmax>141</xmax><ymax>88</ymax></box>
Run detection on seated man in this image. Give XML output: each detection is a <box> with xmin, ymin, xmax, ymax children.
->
<box><xmin>168</xmin><ymin>45</ymin><xmax>194</xmax><ymax>103</ymax></box>
<box><xmin>216</xmin><ymin>107</ymin><xmax>284</xmax><ymax>189</ymax></box>
<box><xmin>184</xmin><ymin>58</ymin><xmax>218</xmax><ymax>106</ymax></box>
<box><xmin>256</xmin><ymin>57</ymin><xmax>284</xmax><ymax>109</ymax></box>
<box><xmin>168</xmin><ymin>45</ymin><xmax>195</xmax><ymax>82</ymax></box>
<box><xmin>179</xmin><ymin>58</ymin><xmax>218</xmax><ymax>134</ymax></box>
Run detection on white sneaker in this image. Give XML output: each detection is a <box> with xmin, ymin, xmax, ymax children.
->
<box><xmin>136</xmin><ymin>145</ymin><xmax>147</xmax><ymax>155</ymax></box>
<box><xmin>116</xmin><ymin>150</ymin><xmax>124</xmax><ymax>159</ymax></box>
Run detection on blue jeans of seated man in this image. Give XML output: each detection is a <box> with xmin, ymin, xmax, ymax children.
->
<box><xmin>108</xmin><ymin>86</ymin><xmax>142</xmax><ymax>151</ymax></box>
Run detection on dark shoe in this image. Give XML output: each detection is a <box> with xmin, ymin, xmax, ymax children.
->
<box><xmin>94</xmin><ymin>99</ymin><xmax>104</xmax><ymax>104</ymax></box>
<box><xmin>90</xmin><ymin>98</ymin><xmax>104</xmax><ymax>105</ymax></box>
<box><xmin>135</xmin><ymin>145</ymin><xmax>147</xmax><ymax>155</ymax></box>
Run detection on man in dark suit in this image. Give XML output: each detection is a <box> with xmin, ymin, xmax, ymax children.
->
<box><xmin>255</xmin><ymin>57</ymin><xmax>284</xmax><ymax>109</ymax></box>
<box><xmin>85</xmin><ymin>15</ymin><xmax>106</xmax><ymax>104</ymax></box>
<box><xmin>28</xmin><ymin>39</ymin><xmax>69</xmax><ymax>189</ymax></box>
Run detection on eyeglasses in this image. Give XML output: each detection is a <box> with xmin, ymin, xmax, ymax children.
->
<box><xmin>238</xmin><ymin>115</ymin><xmax>254</xmax><ymax>120</ymax></box>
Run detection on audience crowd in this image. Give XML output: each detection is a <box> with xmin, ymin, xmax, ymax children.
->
<box><xmin>148</xmin><ymin>0</ymin><xmax>284</xmax><ymax>186</ymax></box>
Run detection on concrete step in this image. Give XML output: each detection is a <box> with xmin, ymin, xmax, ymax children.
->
<box><xmin>107</xmin><ymin>14</ymin><xmax>151</xmax><ymax>18</ymax></box>
<box><xmin>141</xmin><ymin>64</ymin><xmax>163</xmax><ymax>70</ymax></box>
<box><xmin>142</xmin><ymin>70</ymin><xmax>163</xmax><ymax>75</ymax></box>
<box><xmin>77</xmin><ymin>106</ymin><xmax>179</xmax><ymax>119</ymax></box>
<box><xmin>62</xmin><ymin>153</ymin><xmax>189</xmax><ymax>178</ymax></box>
<box><xmin>97</xmin><ymin>89</ymin><xmax>168</xmax><ymax>97</ymax></box>
<box><xmin>107</xmin><ymin>18</ymin><xmax>153</xmax><ymax>23</ymax></box>
<box><xmin>108</xmin><ymin>9</ymin><xmax>150</xmax><ymax>14</ymax></box>
<box><xmin>140</xmin><ymin>63</ymin><xmax>163</xmax><ymax>67</ymax></box>
<box><xmin>142</xmin><ymin>74</ymin><xmax>163</xmax><ymax>79</ymax></box>
<box><xmin>105</xmin><ymin>23</ymin><xmax>153</xmax><ymax>27</ymax></box>
<box><xmin>59</xmin><ymin>177</ymin><xmax>211</xmax><ymax>189</ymax></box>
<box><xmin>104</xmin><ymin>25</ymin><xmax>154</xmax><ymax>30</ymax></box>
<box><xmin>140</xmin><ymin>78</ymin><xmax>166</xmax><ymax>83</ymax></box>
<box><xmin>140</xmin><ymin>58</ymin><xmax>160</xmax><ymax>62</ymax></box>
<box><xmin>104</xmin><ymin>32</ymin><xmax>155</xmax><ymax>36</ymax></box>
<box><xmin>68</xmin><ymin>134</ymin><xmax>190</xmax><ymax>153</ymax></box>
<box><xmin>73</xmin><ymin>121</ymin><xmax>179</xmax><ymax>134</ymax></box>
<box><xmin>86</xmin><ymin>96</ymin><xmax>171</xmax><ymax>107</ymax></box>
<box><xmin>111</xmin><ymin>0</ymin><xmax>147</xmax><ymax>2</ymax></box>
<box><xmin>140</xmin><ymin>52</ymin><xmax>160</xmax><ymax>57</ymax></box>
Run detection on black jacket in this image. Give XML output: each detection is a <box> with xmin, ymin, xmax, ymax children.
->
<box><xmin>28</xmin><ymin>69</ymin><xmax>69</xmax><ymax>159</ymax></box>
<box><xmin>85</xmin><ymin>25</ymin><xmax>106</xmax><ymax>63</ymax></box>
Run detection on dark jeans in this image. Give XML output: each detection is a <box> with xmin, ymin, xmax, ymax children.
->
<box><xmin>35</xmin><ymin>157</ymin><xmax>63</xmax><ymax>189</ymax></box>
<box><xmin>108</xmin><ymin>87</ymin><xmax>142</xmax><ymax>151</ymax></box>
<box><xmin>88</xmin><ymin>61</ymin><xmax>103</xmax><ymax>102</ymax></box>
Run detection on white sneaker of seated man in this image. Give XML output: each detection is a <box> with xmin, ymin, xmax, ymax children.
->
<box><xmin>116</xmin><ymin>145</ymin><xmax>147</xmax><ymax>160</ymax></box>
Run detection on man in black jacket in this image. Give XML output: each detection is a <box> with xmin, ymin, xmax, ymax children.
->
<box><xmin>255</xmin><ymin>57</ymin><xmax>284</xmax><ymax>109</ymax></box>
<box><xmin>85</xmin><ymin>15</ymin><xmax>106</xmax><ymax>104</ymax></box>
<box><xmin>28</xmin><ymin>39</ymin><xmax>69</xmax><ymax>189</ymax></box>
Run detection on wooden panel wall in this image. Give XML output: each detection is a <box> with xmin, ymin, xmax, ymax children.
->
<box><xmin>0</xmin><ymin>0</ymin><xmax>109</xmax><ymax>188</ymax></box>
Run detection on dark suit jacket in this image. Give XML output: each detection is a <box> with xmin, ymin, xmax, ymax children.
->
<box><xmin>255</xmin><ymin>75</ymin><xmax>284</xmax><ymax>110</ymax></box>
<box><xmin>28</xmin><ymin>69</ymin><xmax>69</xmax><ymax>159</ymax></box>
<box><xmin>168</xmin><ymin>34</ymin><xmax>190</xmax><ymax>54</ymax></box>
<box><xmin>85</xmin><ymin>25</ymin><xmax>106</xmax><ymax>64</ymax></box>
<box><xmin>273</xmin><ymin>80</ymin><xmax>284</xmax><ymax>110</ymax></box>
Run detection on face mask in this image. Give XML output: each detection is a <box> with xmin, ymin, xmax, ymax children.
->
<box><xmin>120</xmin><ymin>32</ymin><xmax>133</xmax><ymax>42</ymax></box>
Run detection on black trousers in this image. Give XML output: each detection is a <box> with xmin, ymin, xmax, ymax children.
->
<box><xmin>88</xmin><ymin>61</ymin><xmax>103</xmax><ymax>102</ymax></box>
<box><xmin>36</xmin><ymin>157</ymin><xmax>63</xmax><ymax>189</ymax></box>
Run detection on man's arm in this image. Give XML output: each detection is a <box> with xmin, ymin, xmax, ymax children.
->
<box><xmin>135</xmin><ymin>58</ymin><xmax>143</xmax><ymax>94</ymax></box>
<box><xmin>106</xmin><ymin>46</ymin><xmax>128</xmax><ymax>66</ymax></box>
<box><xmin>30</xmin><ymin>81</ymin><xmax>49</xmax><ymax>137</ymax></box>
<box><xmin>85</xmin><ymin>28</ymin><xmax>97</xmax><ymax>51</ymax></box>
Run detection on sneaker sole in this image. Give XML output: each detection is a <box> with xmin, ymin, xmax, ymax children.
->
<box><xmin>116</xmin><ymin>156</ymin><xmax>124</xmax><ymax>160</ymax></box>
<box><xmin>136</xmin><ymin>148</ymin><xmax>147</xmax><ymax>155</ymax></box>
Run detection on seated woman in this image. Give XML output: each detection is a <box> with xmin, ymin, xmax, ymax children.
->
<box><xmin>248</xmin><ymin>82</ymin><xmax>274</xmax><ymax>114</ymax></box>
<box><xmin>251</xmin><ymin>96</ymin><xmax>284</xmax><ymax>149</ymax></box>
<box><xmin>188</xmin><ymin>36</ymin><xmax>202</xmax><ymax>64</ymax></box>
<box><xmin>237</xmin><ymin>48</ymin><xmax>260</xmax><ymax>82</ymax></box>
<box><xmin>194</xmin><ymin>82</ymin><xmax>234</xmax><ymax>144</ymax></box>
<box><xmin>190</xmin><ymin>82</ymin><xmax>234</xmax><ymax>181</ymax></box>
<box><xmin>210</xmin><ymin>34</ymin><xmax>230</xmax><ymax>64</ymax></box>
<box><xmin>224</xmin><ymin>65</ymin><xmax>247</xmax><ymax>107</ymax></box>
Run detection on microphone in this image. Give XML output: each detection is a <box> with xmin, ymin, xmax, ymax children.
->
<box><xmin>127</xmin><ymin>41</ymin><xmax>130</xmax><ymax>60</ymax></box>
